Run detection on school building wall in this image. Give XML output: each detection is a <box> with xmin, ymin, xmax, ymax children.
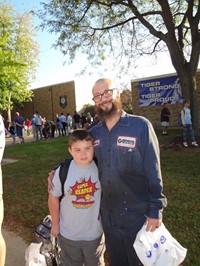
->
<box><xmin>12</xmin><ymin>80</ymin><xmax>76</xmax><ymax>121</ymax></box>
<box><xmin>131</xmin><ymin>70</ymin><xmax>200</xmax><ymax>128</ymax></box>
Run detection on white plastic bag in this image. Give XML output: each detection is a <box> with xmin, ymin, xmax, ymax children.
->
<box><xmin>133</xmin><ymin>223</ymin><xmax>187</xmax><ymax>266</ymax></box>
<box><xmin>25</xmin><ymin>242</ymin><xmax>47</xmax><ymax>266</ymax></box>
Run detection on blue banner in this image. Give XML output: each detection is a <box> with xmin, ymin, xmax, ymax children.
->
<box><xmin>139</xmin><ymin>75</ymin><xmax>183</xmax><ymax>106</ymax></box>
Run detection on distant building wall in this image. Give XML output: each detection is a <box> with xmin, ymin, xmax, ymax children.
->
<box><xmin>12</xmin><ymin>80</ymin><xmax>76</xmax><ymax>121</ymax></box>
<box><xmin>131</xmin><ymin>70</ymin><xmax>200</xmax><ymax>128</ymax></box>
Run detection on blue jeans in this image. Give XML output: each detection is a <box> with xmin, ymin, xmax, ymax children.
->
<box><xmin>183</xmin><ymin>124</ymin><xmax>195</xmax><ymax>142</ymax></box>
<box><xmin>35</xmin><ymin>125</ymin><xmax>43</xmax><ymax>141</ymax></box>
<box><xmin>102</xmin><ymin>216</ymin><xmax>145</xmax><ymax>266</ymax></box>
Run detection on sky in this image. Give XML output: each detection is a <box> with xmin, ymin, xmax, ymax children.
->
<box><xmin>9</xmin><ymin>0</ymin><xmax>177</xmax><ymax>110</ymax></box>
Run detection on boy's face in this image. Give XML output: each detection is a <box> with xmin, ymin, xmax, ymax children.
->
<box><xmin>185</xmin><ymin>102</ymin><xmax>190</xmax><ymax>108</ymax></box>
<box><xmin>68</xmin><ymin>140</ymin><xmax>94</xmax><ymax>167</ymax></box>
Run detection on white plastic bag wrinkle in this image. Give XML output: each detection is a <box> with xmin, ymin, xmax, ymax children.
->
<box><xmin>25</xmin><ymin>242</ymin><xmax>47</xmax><ymax>266</ymax></box>
<box><xmin>133</xmin><ymin>223</ymin><xmax>187</xmax><ymax>266</ymax></box>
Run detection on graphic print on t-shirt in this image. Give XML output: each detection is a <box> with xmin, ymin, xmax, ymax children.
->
<box><xmin>67</xmin><ymin>176</ymin><xmax>99</xmax><ymax>209</ymax></box>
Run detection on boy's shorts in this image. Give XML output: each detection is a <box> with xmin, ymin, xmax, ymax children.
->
<box><xmin>58</xmin><ymin>234</ymin><xmax>105</xmax><ymax>266</ymax></box>
<box><xmin>161</xmin><ymin>121</ymin><xmax>169</xmax><ymax>127</ymax></box>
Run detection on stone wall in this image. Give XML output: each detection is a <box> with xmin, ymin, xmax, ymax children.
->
<box><xmin>131</xmin><ymin>71</ymin><xmax>200</xmax><ymax>128</ymax></box>
<box><xmin>12</xmin><ymin>80</ymin><xmax>76</xmax><ymax>121</ymax></box>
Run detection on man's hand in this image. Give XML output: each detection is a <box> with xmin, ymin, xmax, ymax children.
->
<box><xmin>48</xmin><ymin>170</ymin><xmax>55</xmax><ymax>192</ymax></box>
<box><xmin>145</xmin><ymin>217</ymin><xmax>162</xmax><ymax>232</ymax></box>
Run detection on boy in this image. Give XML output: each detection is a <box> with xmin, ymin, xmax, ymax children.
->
<box><xmin>160</xmin><ymin>102</ymin><xmax>170</xmax><ymax>135</ymax></box>
<box><xmin>181</xmin><ymin>100</ymin><xmax>198</xmax><ymax>147</ymax></box>
<box><xmin>48</xmin><ymin>129</ymin><xmax>105</xmax><ymax>266</ymax></box>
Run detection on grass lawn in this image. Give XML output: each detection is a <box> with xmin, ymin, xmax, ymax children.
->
<box><xmin>2</xmin><ymin>129</ymin><xmax>200</xmax><ymax>265</ymax></box>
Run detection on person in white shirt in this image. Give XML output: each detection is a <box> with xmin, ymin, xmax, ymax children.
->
<box><xmin>59</xmin><ymin>113</ymin><xmax>67</xmax><ymax>136</ymax></box>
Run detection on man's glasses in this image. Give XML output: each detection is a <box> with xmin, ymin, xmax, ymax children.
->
<box><xmin>92</xmin><ymin>89</ymin><xmax>116</xmax><ymax>103</ymax></box>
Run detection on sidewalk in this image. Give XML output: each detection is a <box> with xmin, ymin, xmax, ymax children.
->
<box><xmin>2</xmin><ymin>228</ymin><xmax>28</xmax><ymax>266</ymax></box>
<box><xmin>5</xmin><ymin>134</ymin><xmax>35</xmax><ymax>146</ymax></box>
<box><xmin>3</xmin><ymin>138</ymin><xmax>34</xmax><ymax>266</ymax></box>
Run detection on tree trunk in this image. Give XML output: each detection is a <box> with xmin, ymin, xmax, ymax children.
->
<box><xmin>7</xmin><ymin>91</ymin><xmax>12</xmax><ymax>124</ymax></box>
<box><xmin>178</xmin><ymin>69</ymin><xmax>199</xmax><ymax>135</ymax></box>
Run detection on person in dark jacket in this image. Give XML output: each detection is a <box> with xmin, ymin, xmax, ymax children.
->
<box><xmin>160</xmin><ymin>102</ymin><xmax>170</xmax><ymax>135</ymax></box>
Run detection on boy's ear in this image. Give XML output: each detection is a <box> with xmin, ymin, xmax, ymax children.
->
<box><xmin>68</xmin><ymin>147</ymin><xmax>72</xmax><ymax>155</ymax></box>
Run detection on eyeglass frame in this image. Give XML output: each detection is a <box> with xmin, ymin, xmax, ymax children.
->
<box><xmin>92</xmin><ymin>88</ymin><xmax>117</xmax><ymax>103</ymax></box>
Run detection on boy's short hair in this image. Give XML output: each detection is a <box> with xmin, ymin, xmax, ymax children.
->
<box><xmin>68</xmin><ymin>129</ymin><xmax>94</xmax><ymax>147</ymax></box>
<box><xmin>183</xmin><ymin>99</ymin><xmax>190</xmax><ymax>105</ymax></box>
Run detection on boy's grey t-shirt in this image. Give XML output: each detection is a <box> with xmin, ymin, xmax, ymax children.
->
<box><xmin>51</xmin><ymin>160</ymin><xmax>103</xmax><ymax>241</ymax></box>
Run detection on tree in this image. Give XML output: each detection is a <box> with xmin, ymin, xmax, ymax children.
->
<box><xmin>80</xmin><ymin>103</ymin><xmax>96</xmax><ymax>118</ymax></box>
<box><xmin>38</xmin><ymin>0</ymin><xmax>200</xmax><ymax>132</ymax></box>
<box><xmin>0</xmin><ymin>2</ymin><xmax>39</xmax><ymax>122</ymax></box>
<box><xmin>120</xmin><ymin>89</ymin><xmax>133</xmax><ymax>114</ymax></box>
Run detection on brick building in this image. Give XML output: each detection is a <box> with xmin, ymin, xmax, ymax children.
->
<box><xmin>12</xmin><ymin>80</ymin><xmax>76</xmax><ymax>121</ymax></box>
<box><xmin>131</xmin><ymin>70</ymin><xmax>200</xmax><ymax>128</ymax></box>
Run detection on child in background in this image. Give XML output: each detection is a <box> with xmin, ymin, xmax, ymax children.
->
<box><xmin>9</xmin><ymin>123</ymin><xmax>16</xmax><ymax>144</ymax></box>
<box><xmin>48</xmin><ymin>129</ymin><xmax>105</xmax><ymax>266</ymax></box>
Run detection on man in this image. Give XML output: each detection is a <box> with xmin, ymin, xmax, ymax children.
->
<box><xmin>0</xmin><ymin>114</ymin><xmax>6</xmax><ymax>266</ymax></box>
<box><xmin>59</xmin><ymin>113</ymin><xmax>67</xmax><ymax>136</ymax></box>
<box><xmin>14</xmin><ymin>112</ymin><xmax>25</xmax><ymax>144</ymax></box>
<box><xmin>48</xmin><ymin>78</ymin><xmax>167</xmax><ymax>266</ymax></box>
<box><xmin>34</xmin><ymin>111</ymin><xmax>43</xmax><ymax>141</ymax></box>
<box><xmin>73</xmin><ymin>111</ymin><xmax>81</xmax><ymax>129</ymax></box>
<box><xmin>89</xmin><ymin>78</ymin><xmax>167</xmax><ymax>266</ymax></box>
<box><xmin>181</xmin><ymin>100</ymin><xmax>198</xmax><ymax>147</ymax></box>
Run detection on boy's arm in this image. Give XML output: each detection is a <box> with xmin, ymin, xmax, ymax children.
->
<box><xmin>48</xmin><ymin>193</ymin><xmax>60</xmax><ymax>237</ymax></box>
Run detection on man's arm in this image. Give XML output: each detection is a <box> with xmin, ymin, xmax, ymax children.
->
<box><xmin>142</xmin><ymin>120</ymin><xmax>167</xmax><ymax>231</ymax></box>
<box><xmin>47</xmin><ymin>170</ymin><xmax>55</xmax><ymax>192</ymax></box>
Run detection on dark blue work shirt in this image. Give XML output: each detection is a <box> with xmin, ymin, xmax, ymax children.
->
<box><xmin>90</xmin><ymin>111</ymin><xmax>167</xmax><ymax>231</ymax></box>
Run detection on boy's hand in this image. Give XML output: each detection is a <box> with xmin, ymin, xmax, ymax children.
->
<box><xmin>50</xmin><ymin>224</ymin><xmax>59</xmax><ymax>237</ymax></box>
<box><xmin>48</xmin><ymin>170</ymin><xmax>55</xmax><ymax>192</ymax></box>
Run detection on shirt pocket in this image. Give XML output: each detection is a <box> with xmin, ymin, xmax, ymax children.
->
<box><xmin>116</xmin><ymin>147</ymin><xmax>142</xmax><ymax>176</ymax></box>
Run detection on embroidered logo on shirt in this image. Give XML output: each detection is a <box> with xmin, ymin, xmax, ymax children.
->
<box><xmin>117</xmin><ymin>136</ymin><xmax>136</xmax><ymax>148</ymax></box>
<box><xmin>94</xmin><ymin>139</ymin><xmax>100</xmax><ymax>147</ymax></box>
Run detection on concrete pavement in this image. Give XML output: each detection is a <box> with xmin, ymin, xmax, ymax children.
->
<box><xmin>3</xmin><ymin>135</ymin><xmax>34</xmax><ymax>266</ymax></box>
<box><xmin>2</xmin><ymin>228</ymin><xmax>28</xmax><ymax>266</ymax></box>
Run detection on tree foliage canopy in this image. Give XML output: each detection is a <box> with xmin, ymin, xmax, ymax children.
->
<box><xmin>38</xmin><ymin>1</ymin><xmax>200</xmax><ymax>81</ymax></box>
<box><xmin>0</xmin><ymin>2</ymin><xmax>39</xmax><ymax>112</ymax></box>
<box><xmin>38</xmin><ymin>0</ymin><xmax>200</xmax><ymax>132</ymax></box>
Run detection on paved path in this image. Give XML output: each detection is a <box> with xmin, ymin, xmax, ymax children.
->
<box><xmin>3</xmin><ymin>138</ymin><xmax>34</xmax><ymax>266</ymax></box>
<box><xmin>5</xmin><ymin>134</ymin><xmax>35</xmax><ymax>146</ymax></box>
<box><xmin>2</xmin><ymin>228</ymin><xmax>28</xmax><ymax>266</ymax></box>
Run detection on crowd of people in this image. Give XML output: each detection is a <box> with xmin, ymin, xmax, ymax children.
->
<box><xmin>3</xmin><ymin>110</ymin><xmax>100</xmax><ymax>144</ymax></box>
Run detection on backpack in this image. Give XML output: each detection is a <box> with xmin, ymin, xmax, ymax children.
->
<box><xmin>57</xmin><ymin>157</ymin><xmax>98</xmax><ymax>202</ymax></box>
